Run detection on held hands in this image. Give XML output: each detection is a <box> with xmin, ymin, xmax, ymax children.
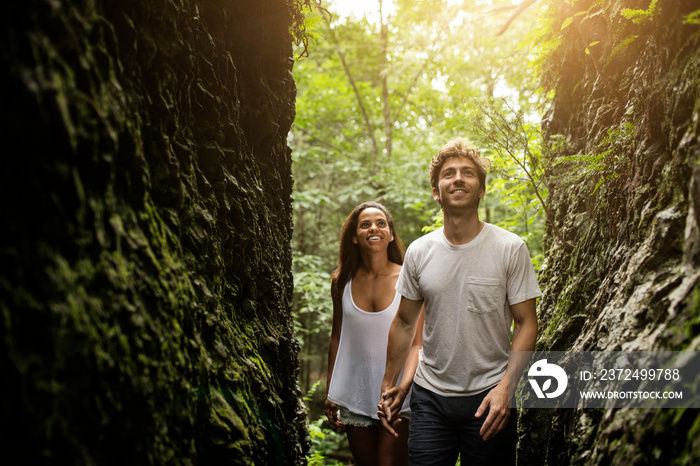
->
<box><xmin>324</xmin><ymin>398</ymin><xmax>343</xmax><ymax>429</ymax></box>
<box><xmin>474</xmin><ymin>381</ymin><xmax>510</xmax><ymax>441</ymax></box>
<box><xmin>377</xmin><ymin>385</ymin><xmax>408</xmax><ymax>437</ymax></box>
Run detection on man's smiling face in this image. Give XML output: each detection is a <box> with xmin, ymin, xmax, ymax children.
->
<box><xmin>433</xmin><ymin>156</ymin><xmax>485</xmax><ymax>210</ymax></box>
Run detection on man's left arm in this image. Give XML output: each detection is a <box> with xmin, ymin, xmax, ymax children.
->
<box><xmin>474</xmin><ymin>298</ymin><xmax>538</xmax><ymax>441</ymax></box>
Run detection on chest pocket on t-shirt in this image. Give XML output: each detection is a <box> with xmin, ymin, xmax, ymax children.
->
<box><xmin>465</xmin><ymin>277</ymin><xmax>502</xmax><ymax>314</ymax></box>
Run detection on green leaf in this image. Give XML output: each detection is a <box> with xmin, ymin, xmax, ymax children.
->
<box><xmin>621</xmin><ymin>8</ymin><xmax>647</xmax><ymax>20</ymax></box>
<box><xmin>683</xmin><ymin>9</ymin><xmax>700</xmax><ymax>25</ymax></box>
<box><xmin>561</xmin><ymin>17</ymin><xmax>574</xmax><ymax>31</ymax></box>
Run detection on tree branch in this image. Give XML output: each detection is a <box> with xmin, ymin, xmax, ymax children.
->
<box><xmin>293</xmin><ymin>124</ymin><xmax>345</xmax><ymax>154</ymax></box>
<box><xmin>318</xmin><ymin>7</ymin><xmax>379</xmax><ymax>164</ymax></box>
<box><xmin>391</xmin><ymin>57</ymin><xmax>430</xmax><ymax>124</ymax></box>
<box><xmin>380</xmin><ymin>0</ymin><xmax>392</xmax><ymax>159</ymax></box>
<box><xmin>473</xmin><ymin>100</ymin><xmax>575</xmax><ymax>251</ymax></box>
<box><xmin>496</xmin><ymin>0</ymin><xmax>538</xmax><ymax>36</ymax></box>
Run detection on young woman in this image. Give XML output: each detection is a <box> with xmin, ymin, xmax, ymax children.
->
<box><xmin>324</xmin><ymin>202</ymin><xmax>424</xmax><ymax>466</ymax></box>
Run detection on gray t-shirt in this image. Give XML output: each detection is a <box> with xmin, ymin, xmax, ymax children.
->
<box><xmin>396</xmin><ymin>223</ymin><xmax>542</xmax><ymax>396</ymax></box>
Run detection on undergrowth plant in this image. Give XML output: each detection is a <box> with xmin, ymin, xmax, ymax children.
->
<box><xmin>554</xmin><ymin>121</ymin><xmax>635</xmax><ymax>194</ymax></box>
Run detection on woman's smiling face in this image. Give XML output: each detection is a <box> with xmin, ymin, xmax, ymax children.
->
<box><xmin>353</xmin><ymin>207</ymin><xmax>393</xmax><ymax>249</ymax></box>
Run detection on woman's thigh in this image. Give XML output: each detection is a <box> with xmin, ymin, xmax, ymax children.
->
<box><xmin>377</xmin><ymin>417</ymin><xmax>410</xmax><ymax>466</ymax></box>
<box><xmin>346</xmin><ymin>425</ymin><xmax>380</xmax><ymax>466</ymax></box>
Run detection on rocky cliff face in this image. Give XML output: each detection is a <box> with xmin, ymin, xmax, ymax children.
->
<box><xmin>0</xmin><ymin>1</ymin><xmax>306</xmax><ymax>464</ymax></box>
<box><xmin>521</xmin><ymin>0</ymin><xmax>700</xmax><ymax>464</ymax></box>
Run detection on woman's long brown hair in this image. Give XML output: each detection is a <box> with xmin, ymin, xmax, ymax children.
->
<box><xmin>331</xmin><ymin>202</ymin><xmax>405</xmax><ymax>300</ymax></box>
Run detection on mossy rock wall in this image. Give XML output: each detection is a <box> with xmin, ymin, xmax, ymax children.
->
<box><xmin>521</xmin><ymin>0</ymin><xmax>700</xmax><ymax>464</ymax></box>
<box><xmin>0</xmin><ymin>0</ymin><xmax>306</xmax><ymax>464</ymax></box>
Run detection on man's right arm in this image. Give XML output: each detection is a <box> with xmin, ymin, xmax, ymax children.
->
<box><xmin>379</xmin><ymin>296</ymin><xmax>423</xmax><ymax>432</ymax></box>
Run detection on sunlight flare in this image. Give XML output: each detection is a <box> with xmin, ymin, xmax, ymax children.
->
<box><xmin>328</xmin><ymin>0</ymin><xmax>396</xmax><ymax>21</ymax></box>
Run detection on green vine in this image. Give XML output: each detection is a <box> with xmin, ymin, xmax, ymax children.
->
<box><xmin>287</xmin><ymin>0</ymin><xmax>322</xmax><ymax>58</ymax></box>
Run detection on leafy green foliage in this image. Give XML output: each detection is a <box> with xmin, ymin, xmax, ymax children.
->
<box><xmin>302</xmin><ymin>381</ymin><xmax>349</xmax><ymax>464</ymax></box>
<box><xmin>306</xmin><ymin>418</ymin><xmax>348</xmax><ymax>465</ymax></box>
<box><xmin>288</xmin><ymin>0</ymin><xmax>319</xmax><ymax>57</ymax></box>
<box><xmin>684</xmin><ymin>9</ymin><xmax>700</xmax><ymax>25</ymax></box>
<box><xmin>621</xmin><ymin>0</ymin><xmax>660</xmax><ymax>25</ymax></box>
<box><xmin>292</xmin><ymin>253</ymin><xmax>332</xmax><ymax>347</ymax></box>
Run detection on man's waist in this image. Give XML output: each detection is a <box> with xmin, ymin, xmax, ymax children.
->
<box><xmin>414</xmin><ymin>361</ymin><xmax>505</xmax><ymax>397</ymax></box>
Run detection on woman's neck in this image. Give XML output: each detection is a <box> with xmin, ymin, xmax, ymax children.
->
<box><xmin>357</xmin><ymin>250</ymin><xmax>391</xmax><ymax>278</ymax></box>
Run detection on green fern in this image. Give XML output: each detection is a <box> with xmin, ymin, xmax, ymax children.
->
<box><xmin>683</xmin><ymin>9</ymin><xmax>700</xmax><ymax>25</ymax></box>
<box><xmin>621</xmin><ymin>0</ymin><xmax>660</xmax><ymax>24</ymax></box>
<box><xmin>554</xmin><ymin>122</ymin><xmax>635</xmax><ymax>194</ymax></box>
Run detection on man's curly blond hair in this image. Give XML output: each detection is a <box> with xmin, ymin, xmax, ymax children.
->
<box><xmin>429</xmin><ymin>137</ymin><xmax>490</xmax><ymax>193</ymax></box>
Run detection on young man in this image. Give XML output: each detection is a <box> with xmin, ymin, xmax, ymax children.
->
<box><xmin>378</xmin><ymin>137</ymin><xmax>540</xmax><ymax>465</ymax></box>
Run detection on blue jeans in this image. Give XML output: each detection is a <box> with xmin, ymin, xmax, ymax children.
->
<box><xmin>408</xmin><ymin>383</ymin><xmax>516</xmax><ymax>465</ymax></box>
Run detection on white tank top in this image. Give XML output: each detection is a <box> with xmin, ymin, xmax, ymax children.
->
<box><xmin>327</xmin><ymin>278</ymin><xmax>410</xmax><ymax>418</ymax></box>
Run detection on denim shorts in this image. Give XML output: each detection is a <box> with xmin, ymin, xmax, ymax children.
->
<box><xmin>408</xmin><ymin>383</ymin><xmax>516</xmax><ymax>465</ymax></box>
<box><xmin>339</xmin><ymin>406</ymin><xmax>378</xmax><ymax>427</ymax></box>
<box><xmin>339</xmin><ymin>406</ymin><xmax>411</xmax><ymax>428</ymax></box>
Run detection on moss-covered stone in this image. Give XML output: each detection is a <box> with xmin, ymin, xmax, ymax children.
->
<box><xmin>0</xmin><ymin>0</ymin><xmax>307</xmax><ymax>464</ymax></box>
<box><xmin>521</xmin><ymin>0</ymin><xmax>700</xmax><ymax>463</ymax></box>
